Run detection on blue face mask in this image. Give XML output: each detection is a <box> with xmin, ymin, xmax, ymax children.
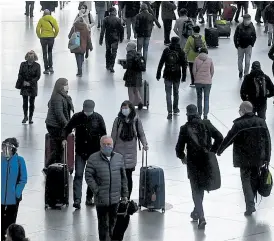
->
<box><xmin>101</xmin><ymin>146</ymin><xmax>113</xmax><ymax>157</ymax></box>
<box><xmin>122</xmin><ymin>108</ymin><xmax>130</xmax><ymax>117</ymax></box>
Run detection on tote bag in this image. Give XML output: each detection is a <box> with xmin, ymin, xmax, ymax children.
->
<box><xmin>68</xmin><ymin>27</ymin><xmax>80</xmax><ymax>50</ymax></box>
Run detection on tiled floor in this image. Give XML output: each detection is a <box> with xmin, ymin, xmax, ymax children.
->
<box><xmin>1</xmin><ymin>2</ymin><xmax>274</xmax><ymax>241</ymax></box>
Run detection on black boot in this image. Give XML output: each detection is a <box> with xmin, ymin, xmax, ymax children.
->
<box><xmin>22</xmin><ymin>116</ymin><xmax>28</xmax><ymax>124</ymax></box>
<box><xmin>29</xmin><ymin>115</ymin><xmax>33</xmax><ymax>124</ymax></box>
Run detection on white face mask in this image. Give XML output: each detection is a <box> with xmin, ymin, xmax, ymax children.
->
<box><xmin>122</xmin><ymin>108</ymin><xmax>130</xmax><ymax>117</ymax></box>
<box><xmin>63</xmin><ymin>85</ymin><xmax>69</xmax><ymax>92</ymax></box>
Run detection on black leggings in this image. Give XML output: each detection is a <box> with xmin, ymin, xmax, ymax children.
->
<box><xmin>126</xmin><ymin>168</ymin><xmax>134</xmax><ymax>199</ymax></box>
<box><xmin>22</xmin><ymin>96</ymin><xmax>35</xmax><ymax>117</ymax></box>
<box><xmin>1</xmin><ymin>204</ymin><xmax>19</xmax><ymax>241</ymax></box>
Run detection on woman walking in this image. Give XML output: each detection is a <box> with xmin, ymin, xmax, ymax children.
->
<box><xmin>111</xmin><ymin>100</ymin><xmax>148</xmax><ymax>199</ymax></box>
<box><xmin>16</xmin><ymin>50</ymin><xmax>41</xmax><ymax>124</ymax></box>
<box><xmin>192</xmin><ymin>48</ymin><xmax>214</xmax><ymax>119</ymax></box>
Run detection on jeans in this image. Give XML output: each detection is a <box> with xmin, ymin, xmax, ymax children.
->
<box><xmin>254</xmin><ymin>102</ymin><xmax>267</xmax><ymax>120</ymax></box>
<box><xmin>164</xmin><ymin>80</ymin><xmax>180</xmax><ymax>114</ymax></box>
<box><xmin>46</xmin><ymin>125</ymin><xmax>63</xmax><ymax>167</ymax></box>
<box><xmin>163</xmin><ymin>19</ymin><xmax>173</xmax><ymax>44</ymax></box>
<box><xmin>137</xmin><ymin>37</ymin><xmax>150</xmax><ymax>63</ymax></box>
<box><xmin>40</xmin><ymin>37</ymin><xmax>55</xmax><ymax>70</ymax></box>
<box><xmin>96</xmin><ymin>204</ymin><xmax>119</xmax><ymax>241</ymax></box>
<box><xmin>25</xmin><ymin>1</ymin><xmax>34</xmax><ymax>16</ymax></box>
<box><xmin>1</xmin><ymin>204</ymin><xmax>19</xmax><ymax>241</ymax></box>
<box><xmin>188</xmin><ymin>62</ymin><xmax>195</xmax><ymax>85</ymax></box>
<box><xmin>235</xmin><ymin>3</ymin><xmax>248</xmax><ymax>21</ymax></box>
<box><xmin>97</xmin><ymin>10</ymin><xmax>105</xmax><ymax>28</ymax></box>
<box><xmin>75</xmin><ymin>53</ymin><xmax>84</xmax><ymax>74</ymax></box>
<box><xmin>73</xmin><ymin>154</ymin><xmax>93</xmax><ymax>203</ymax></box>
<box><xmin>195</xmin><ymin>84</ymin><xmax>212</xmax><ymax>118</ymax></box>
<box><xmin>125</xmin><ymin>16</ymin><xmax>137</xmax><ymax>39</ymax></box>
<box><xmin>105</xmin><ymin>41</ymin><xmax>118</xmax><ymax>69</ymax></box>
<box><xmin>238</xmin><ymin>46</ymin><xmax>252</xmax><ymax>75</ymax></box>
<box><xmin>190</xmin><ymin>180</ymin><xmax>204</xmax><ymax>218</ymax></box>
<box><xmin>126</xmin><ymin>168</ymin><xmax>134</xmax><ymax>199</ymax></box>
<box><xmin>240</xmin><ymin>167</ymin><xmax>259</xmax><ymax>211</ymax></box>
<box><xmin>128</xmin><ymin>87</ymin><xmax>142</xmax><ymax>106</ymax></box>
<box><xmin>22</xmin><ymin>95</ymin><xmax>35</xmax><ymax>117</ymax></box>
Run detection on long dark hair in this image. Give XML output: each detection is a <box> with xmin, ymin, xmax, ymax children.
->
<box><xmin>7</xmin><ymin>224</ymin><xmax>29</xmax><ymax>241</ymax></box>
<box><xmin>119</xmin><ymin>100</ymin><xmax>136</xmax><ymax>120</ymax></box>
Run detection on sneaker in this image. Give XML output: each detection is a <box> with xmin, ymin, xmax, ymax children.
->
<box><xmin>109</xmin><ymin>68</ymin><xmax>115</xmax><ymax>73</ymax></box>
<box><xmin>239</xmin><ymin>71</ymin><xmax>243</xmax><ymax>79</ymax></box>
<box><xmin>49</xmin><ymin>68</ymin><xmax>54</xmax><ymax>74</ymax></box>
<box><xmin>43</xmin><ymin>70</ymin><xmax>50</xmax><ymax>75</ymax></box>
<box><xmin>190</xmin><ymin>211</ymin><xmax>199</xmax><ymax>222</ymax></box>
<box><xmin>198</xmin><ymin>218</ymin><xmax>207</xmax><ymax>229</ymax></box>
<box><xmin>173</xmin><ymin>109</ymin><xmax>180</xmax><ymax>115</ymax></box>
<box><xmin>73</xmin><ymin>201</ymin><xmax>81</xmax><ymax>210</ymax></box>
<box><xmin>22</xmin><ymin>116</ymin><xmax>28</xmax><ymax>124</ymax></box>
<box><xmin>85</xmin><ymin>198</ymin><xmax>94</xmax><ymax>206</ymax></box>
<box><xmin>189</xmin><ymin>84</ymin><xmax>195</xmax><ymax>88</ymax></box>
<box><xmin>244</xmin><ymin>207</ymin><xmax>256</xmax><ymax>216</ymax></box>
<box><xmin>138</xmin><ymin>103</ymin><xmax>144</xmax><ymax>110</ymax></box>
<box><xmin>42</xmin><ymin>168</ymin><xmax>48</xmax><ymax>176</ymax></box>
<box><xmin>167</xmin><ymin>113</ymin><xmax>172</xmax><ymax>120</ymax></box>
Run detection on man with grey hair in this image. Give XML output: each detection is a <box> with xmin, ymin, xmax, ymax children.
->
<box><xmin>85</xmin><ymin>135</ymin><xmax>128</xmax><ymax>241</ymax></box>
<box><xmin>218</xmin><ymin>101</ymin><xmax>271</xmax><ymax>216</ymax></box>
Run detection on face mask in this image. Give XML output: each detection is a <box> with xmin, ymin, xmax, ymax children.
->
<box><xmin>101</xmin><ymin>146</ymin><xmax>113</xmax><ymax>157</ymax></box>
<box><xmin>84</xmin><ymin>111</ymin><xmax>93</xmax><ymax>116</ymax></box>
<box><xmin>244</xmin><ymin>20</ymin><xmax>251</xmax><ymax>26</ymax></box>
<box><xmin>2</xmin><ymin>144</ymin><xmax>13</xmax><ymax>159</ymax></box>
<box><xmin>81</xmin><ymin>8</ymin><xmax>86</xmax><ymax>13</ymax></box>
<box><xmin>122</xmin><ymin>108</ymin><xmax>130</xmax><ymax>117</ymax></box>
<box><xmin>239</xmin><ymin>110</ymin><xmax>244</xmax><ymax>117</ymax></box>
<box><xmin>64</xmin><ymin>85</ymin><xmax>69</xmax><ymax>92</ymax></box>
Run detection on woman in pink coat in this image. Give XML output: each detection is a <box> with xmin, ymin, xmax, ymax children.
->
<box><xmin>192</xmin><ymin>48</ymin><xmax>214</xmax><ymax>119</ymax></box>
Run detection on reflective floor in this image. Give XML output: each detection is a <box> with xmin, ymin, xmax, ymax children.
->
<box><xmin>1</xmin><ymin>2</ymin><xmax>274</xmax><ymax>241</ymax></box>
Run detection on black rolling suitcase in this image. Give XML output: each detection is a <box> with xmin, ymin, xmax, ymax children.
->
<box><xmin>205</xmin><ymin>14</ymin><xmax>219</xmax><ymax>47</ymax></box>
<box><xmin>140</xmin><ymin>80</ymin><xmax>150</xmax><ymax>109</ymax></box>
<box><xmin>45</xmin><ymin>143</ymin><xmax>69</xmax><ymax>209</ymax></box>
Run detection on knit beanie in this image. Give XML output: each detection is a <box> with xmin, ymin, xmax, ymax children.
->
<box><xmin>126</xmin><ymin>42</ymin><xmax>137</xmax><ymax>52</ymax></box>
<box><xmin>251</xmin><ymin>61</ymin><xmax>261</xmax><ymax>70</ymax></box>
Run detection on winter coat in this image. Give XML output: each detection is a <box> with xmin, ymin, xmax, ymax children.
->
<box><xmin>68</xmin><ymin>22</ymin><xmax>93</xmax><ymax>54</ymax></box>
<box><xmin>175</xmin><ymin>117</ymin><xmax>223</xmax><ymax>188</ymax></box>
<box><xmin>234</xmin><ymin>23</ymin><xmax>257</xmax><ymax>49</ymax></box>
<box><xmin>17</xmin><ymin>61</ymin><xmax>41</xmax><ymax>97</ymax></box>
<box><xmin>111</xmin><ymin>116</ymin><xmax>147</xmax><ymax>169</ymax></box>
<box><xmin>156</xmin><ymin>43</ymin><xmax>188</xmax><ymax>81</ymax></box>
<box><xmin>135</xmin><ymin>10</ymin><xmax>155</xmax><ymax>38</ymax></box>
<box><xmin>186</xmin><ymin>1</ymin><xmax>199</xmax><ymax>18</ymax></box>
<box><xmin>193</xmin><ymin>53</ymin><xmax>214</xmax><ymax>85</ymax></box>
<box><xmin>36</xmin><ymin>15</ymin><xmax>59</xmax><ymax>38</ymax></box>
<box><xmin>121</xmin><ymin>1</ymin><xmax>140</xmax><ymax>18</ymax></box>
<box><xmin>268</xmin><ymin>44</ymin><xmax>274</xmax><ymax>77</ymax></box>
<box><xmin>184</xmin><ymin>34</ymin><xmax>207</xmax><ymax>62</ymax></box>
<box><xmin>240</xmin><ymin>69</ymin><xmax>274</xmax><ymax>107</ymax></box>
<box><xmin>1</xmin><ymin>154</ymin><xmax>27</xmax><ymax>205</ymax></box>
<box><xmin>45</xmin><ymin>91</ymin><xmax>73</xmax><ymax>129</ymax></box>
<box><xmin>63</xmin><ymin>111</ymin><xmax>107</xmax><ymax>160</ymax></box>
<box><xmin>123</xmin><ymin>50</ymin><xmax>143</xmax><ymax>88</ymax></box>
<box><xmin>217</xmin><ymin>113</ymin><xmax>271</xmax><ymax>168</ymax></box>
<box><xmin>40</xmin><ymin>1</ymin><xmax>58</xmax><ymax>12</ymax></box>
<box><xmin>85</xmin><ymin>151</ymin><xmax>128</xmax><ymax>206</ymax></box>
<box><xmin>74</xmin><ymin>10</ymin><xmax>95</xmax><ymax>31</ymax></box>
<box><xmin>99</xmin><ymin>15</ymin><xmax>124</xmax><ymax>44</ymax></box>
<box><xmin>161</xmin><ymin>1</ymin><xmax>177</xmax><ymax>20</ymax></box>
<box><xmin>264</xmin><ymin>4</ymin><xmax>274</xmax><ymax>24</ymax></box>
<box><xmin>205</xmin><ymin>1</ymin><xmax>222</xmax><ymax>14</ymax></box>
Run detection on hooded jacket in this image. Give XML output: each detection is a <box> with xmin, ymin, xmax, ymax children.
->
<box><xmin>234</xmin><ymin>23</ymin><xmax>256</xmax><ymax>49</ymax></box>
<box><xmin>1</xmin><ymin>154</ymin><xmax>27</xmax><ymax>205</ymax></box>
<box><xmin>36</xmin><ymin>15</ymin><xmax>59</xmax><ymax>38</ymax></box>
<box><xmin>193</xmin><ymin>53</ymin><xmax>214</xmax><ymax>85</ymax></box>
<box><xmin>264</xmin><ymin>3</ymin><xmax>274</xmax><ymax>24</ymax></box>
<box><xmin>269</xmin><ymin>44</ymin><xmax>274</xmax><ymax>77</ymax></box>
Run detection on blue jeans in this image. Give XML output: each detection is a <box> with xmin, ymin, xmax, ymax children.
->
<box><xmin>75</xmin><ymin>53</ymin><xmax>84</xmax><ymax>73</ymax></box>
<box><xmin>164</xmin><ymin>80</ymin><xmax>180</xmax><ymax>114</ymax></box>
<box><xmin>195</xmin><ymin>84</ymin><xmax>211</xmax><ymax>118</ymax></box>
<box><xmin>137</xmin><ymin>37</ymin><xmax>150</xmax><ymax>63</ymax></box>
<box><xmin>73</xmin><ymin>154</ymin><xmax>93</xmax><ymax>203</ymax></box>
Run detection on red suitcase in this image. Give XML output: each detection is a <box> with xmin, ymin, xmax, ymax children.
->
<box><xmin>222</xmin><ymin>6</ymin><xmax>237</xmax><ymax>22</ymax></box>
<box><xmin>45</xmin><ymin>133</ymin><xmax>75</xmax><ymax>174</ymax></box>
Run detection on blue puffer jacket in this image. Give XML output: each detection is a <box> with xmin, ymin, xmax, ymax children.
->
<box><xmin>1</xmin><ymin>154</ymin><xmax>28</xmax><ymax>205</ymax></box>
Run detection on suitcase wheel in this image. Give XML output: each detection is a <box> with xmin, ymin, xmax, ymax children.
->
<box><xmin>162</xmin><ymin>208</ymin><xmax>165</xmax><ymax>213</ymax></box>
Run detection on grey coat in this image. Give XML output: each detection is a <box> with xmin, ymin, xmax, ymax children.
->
<box><xmin>111</xmin><ymin>116</ymin><xmax>147</xmax><ymax>169</ymax></box>
<box><xmin>85</xmin><ymin>151</ymin><xmax>128</xmax><ymax>206</ymax></box>
<box><xmin>161</xmin><ymin>1</ymin><xmax>176</xmax><ymax>20</ymax></box>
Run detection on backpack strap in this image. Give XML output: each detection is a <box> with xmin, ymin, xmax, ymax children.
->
<box><xmin>135</xmin><ymin>118</ymin><xmax>141</xmax><ymax>151</ymax></box>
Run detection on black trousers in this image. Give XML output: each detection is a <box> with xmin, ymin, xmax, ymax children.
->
<box><xmin>96</xmin><ymin>204</ymin><xmax>119</xmax><ymax>241</ymax></box>
<box><xmin>105</xmin><ymin>41</ymin><xmax>118</xmax><ymax>69</ymax></box>
<box><xmin>163</xmin><ymin>19</ymin><xmax>173</xmax><ymax>44</ymax></box>
<box><xmin>1</xmin><ymin>204</ymin><xmax>19</xmax><ymax>241</ymax></box>
<box><xmin>190</xmin><ymin>180</ymin><xmax>204</xmax><ymax>219</ymax></box>
<box><xmin>188</xmin><ymin>62</ymin><xmax>195</xmax><ymax>85</ymax></box>
<box><xmin>46</xmin><ymin>125</ymin><xmax>63</xmax><ymax>167</ymax></box>
<box><xmin>240</xmin><ymin>167</ymin><xmax>259</xmax><ymax>211</ymax></box>
<box><xmin>253</xmin><ymin>102</ymin><xmax>267</xmax><ymax>120</ymax></box>
<box><xmin>235</xmin><ymin>3</ymin><xmax>248</xmax><ymax>21</ymax></box>
<box><xmin>22</xmin><ymin>95</ymin><xmax>35</xmax><ymax>117</ymax></box>
<box><xmin>153</xmin><ymin>2</ymin><xmax>161</xmax><ymax>20</ymax></box>
<box><xmin>40</xmin><ymin>37</ymin><xmax>55</xmax><ymax>70</ymax></box>
<box><xmin>25</xmin><ymin>1</ymin><xmax>34</xmax><ymax>16</ymax></box>
<box><xmin>126</xmin><ymin>168</ymin><xmax>134</xmax><ymax>199</ymax></box>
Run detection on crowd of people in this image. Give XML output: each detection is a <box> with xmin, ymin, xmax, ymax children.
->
<box><xmin>2</xmin><ymin>1</ymin><xmax>274</xmax><ymax>241</ymax></box>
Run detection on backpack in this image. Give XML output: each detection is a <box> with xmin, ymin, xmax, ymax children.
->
<box><xmin>258</xmin><ymin>165</ymin><xmax>273</xmax><ymax>197</ymax></box>
<box><xmin>254</xmin><ymin>75</ymin><xmax>267</xmax><ymax>98</ymax></box>
<box><xmin>134</xmin><ymin>54</ymin><xmax>146</xmax><ymax>72</ymax></box>
<box><xmin>182</xmin><ymin>18</ymin><xmax>194</xmax><ymax>38</ymax></box>
<box><xmin>166</xmin><ymin>49</ymin><xmax>179</xmax><ymax>72</ymax></box>
<box><xmin>192</xmin><ymin>35</ymin><xmax>203</xmax><ymax>53</ymax></box>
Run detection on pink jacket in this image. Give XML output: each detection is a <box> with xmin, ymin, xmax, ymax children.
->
<box><xmin>193</xmin><ymin>53</ymin><xmax>214</xmax><ymax>85</ymax></box>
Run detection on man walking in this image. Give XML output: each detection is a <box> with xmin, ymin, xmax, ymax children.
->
<box><xmin>217</xmin><ymin>101</ymin><xmax>272</xmax><ymax>216</ymax></box>
<box><xmin>63</xmin><ymin>100</ymin><xmax>107</xmax><ymax>209</ymax></box>
<box><xmin>234</xmin><ymin>14</ymin><xmax>256</xmax><ymax>79</ymax></box>
<box><xmin>99</xmin><ymin>7</ymin><xmax>124</xmax><ymax>73</ymax></box>
<box><xmin>156</xmin><ymin>37</ymin><xmax>187</xmax><ymax>120</ymax></box>
<box><xmin>85</xmin><ymin>136</ymin><xmax>128</xmax><ymax>241</ymax></box>
<box><xmin>25</xmin><ymin>1</ymin><xmax>34</xmax><ymax>18</ymax></box>
<box><xmin>264</xmin><ymin>2</ymin><xmax>274</xmax><ymax>46</ymax></box>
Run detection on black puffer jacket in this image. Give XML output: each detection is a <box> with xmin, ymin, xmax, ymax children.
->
<box><xmin>99</xmin><ymin>14</ymin><xmax>124</xmax><ymax>44</ymax></box>
<box><xmin>264</xmin><ymin>3</ymin><xmax>274</xmax><ymax>24</ymax></box>
<box><xmin>186</xmin><ymin>1</ymin><xmax>198</xmax><ymax>18</ymax></box>
<box><xmin>240</xmin><ymin>69</ymin><xmax>274</xmax><ymax>107</ymax></box>
<box><xmin>121</xmin><ymin>1</ymin><xmax>140</xmax><ymax>18</ymax></box>
<box><xmin>18</xmin><ymin>61</ymin><xmax>41</xmax><ymax>97</ymax></box>
<box><xmin>135</xmin><ymin>10</ymin><xmax>155</xmax><ymax>38</ymax></box>
<box><xmin>234</xmin><ymin>22</ymin><xmax>256</xmax><ymax>49</ymax></box>
<box><xmin>218</xmin><ymin>113</ymin><xmax>271</xmax><ymax>168</ymax></box>
<box><xmin>268</xmin><ymin>44</ymin><xmax>274</xmax><ymax>77</ymax></box>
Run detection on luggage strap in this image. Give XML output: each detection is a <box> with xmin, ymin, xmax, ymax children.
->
<box><xmin>142</xmin><ymin>149</ymin><xmax>148</xmax><ymax>167</ymax></box>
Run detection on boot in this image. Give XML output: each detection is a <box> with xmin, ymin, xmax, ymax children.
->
<box><xmin>22</xmin><ymin>116</ymin><xmax>28</xmax><ymax>124</ymax></box>
<box><xmin>29</xmin><ymin>115</ymin><xmax>33</xmax><ymax>124</ymax></box>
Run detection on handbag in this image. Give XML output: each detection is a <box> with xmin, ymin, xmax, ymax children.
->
<box><xmin>68</xmin><ymin>26</ymin><xmax>81</xmax><ymax>50</ymax></box>
<box><xmin>204</xmin><ymin>151</ymin><xmax>221</xmax><ymax>191</ymax></box>
<box><xmin>15</xmin><ymin>78</ymin><xmax>23</xmax><ymax>89</ymax></box>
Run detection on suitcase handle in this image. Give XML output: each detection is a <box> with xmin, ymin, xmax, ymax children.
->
<box><xmin>142</xmin><ymin>148</ymin><xmax>148</xmax><ymax>167</ymax></box>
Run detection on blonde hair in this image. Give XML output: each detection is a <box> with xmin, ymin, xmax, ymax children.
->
<box><xmin>25</xmin><ymin>50</ymin><xmax>38</xmax><ymax>61</ymax></box>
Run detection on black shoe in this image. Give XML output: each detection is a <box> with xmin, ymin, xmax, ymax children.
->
<box><xmin>244</xmin><ymin>207</ymin><xmax>256</xmax><ymax>216</ymax></box>
<box><xmin>109</xmin><ymin>68</ymin><xmax>115</xmax><ymax>73</ymax></box>
<box><xmin>49</xmin><ymin>67</ymin><xmax>54</xmax><ymax>74</ymax></box>
<box><xmin>73</xmin><ymin>201</ymin><xmax>81</xmax><ymax>210</ymax></box>
<box><xmin>190</xmin><ymin>211</ymin><xmax>199</xmax><ymax>222</ymax></box>
<box><xmin>22</xmin><ymin>116</ymin><xmax>28</xmax><ymax>124</ymax></box>
<box><xmin>85</xmin><ymin>198</ymin><xmax>94</xmax><ymax>206</ymax></box>
<box><xmin>29</xmin><ymin>117</ymin><xmax>33</xmax><ymax>124</ymax></box>
<box><xmin>173</xmin><ymin>109</ymin><xmax>180</xmax><ymax>116</ymax></box>
<box><xmin>85</xmin><ymin>52</ymin><xmax>89</xmax><ymax>59</ymax></box>
<box><xmin>235</xmin><ymin>19</ymin><xmax>239</xmax><ymax>23</ymax></box>
<box><xmin>76</xmin><ymin>73</ymin><xmax>82</xmax><ymax>77</ymax></box>
<box><xmin>239</xmin><ymin>71</ymin><xmax>243</xmax><ymax>79</ymax></box>
<box><xmin>138</xmin><ymin>103</ymin><xmax>144</xmax><ymax>110</ymax></box>
<box><xmin>167</xmin><ymin>113</ymin><xmax>172</xmax><ymax>120</ymax></box>
<box><xmin>204</xmin><ymin>115</ymin><xmax>208</xmax><ymax>120</ymax></box>
<box><xmin>106</xmin><ymin>66</ymin><xmax>110</xmax><ymax>70</ymax></box>
<box><xmin>199</xmin><ymin>20</ymin><xmax>205</xmax><ymax>24</ymax></box>
<box><xmin>268</xmin><ymin>41</ymin><xmax>272</xmax><ymax>47</ymax></box>
<box><xmin>43</xmin><ymin>70</ymin><xmax>50</xmax><ymax>75</ymax></box>
<box><xmin>198</xmin><ymin>218</ymin><xmax>207</xmax><ymax>229</ymax></box>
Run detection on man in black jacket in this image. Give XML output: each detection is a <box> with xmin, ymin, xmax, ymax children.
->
<box><xmin>265</xmin><ymin>2</ymin><xmax>274</xmax><ymax>46</ymax></box>
<box><xmin>217</xmin><ymin>101</ymin><xmax>271</xmax><ymax>216</ymax></box>
<box><xmin>156</xmin><ymin>37</ymin><xmax>187</xmax><ymax>120</ymax></box>
<box><xmin>135</xmin><ymin>4</ymin><xmax>161</xmax><ymax>64</ymax></box>
<box><xmin>62</xmin><ymin>100</ymin><xmax>107</xmax><ymax>209</ymax></box>
<box><xmin>176</xmin><ymin>104</ymin><xmax>223</xmax><ymax>229</ymax></box>
<box><xmin>234</xmin><ymin>14</ymin><xmax>257</xmax><ymax>79</ymax></box>
<box><xmin>240</xmin><ymin>61</ymin><xmax>274</xmax><ymax>119</ymax></box>
<box><xmin>99</xmin><ymin>7</ymin><xmax>124</xmax><ymax>73</ymax></box>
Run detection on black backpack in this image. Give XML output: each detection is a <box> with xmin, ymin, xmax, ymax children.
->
<box><xmin>254</xmin><ymin>75</ymin><xmax>267</xmax><ymax>98</ymax></box>
<box><xmin>182</xmin><ymin>18</ymin><xmax>194</xmax><ymax>38</ymax></box>
<box><xmin>258</xmin><ymin>165</ymin><xmax>273</xmax><ymax>197</ymax></box>
<box><xmin>134</xmin><ymin>54</ymin><xmax>146</xmax><ymax>72</ymax></box>
<box><xmin>192</xmin><ymin>35</ymin><xmax>203</xmax><ymax>53</ymax></box>
<box><xmin>166</xmin><ymin>49</ymin><xmax>179</xmax><ymax>72</ymax></box>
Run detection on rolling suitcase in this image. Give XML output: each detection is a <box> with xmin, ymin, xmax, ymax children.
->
<box><xmin>45</xmin><ymin>133</ymin><xmax>75</xmax><ymax>174</ymax></box>
<box><xmin>45</xmin><ymin>143</ymin><xmax>69</xmax><ymax>209</ymax></box>
<box><xmin>140</xmin><ymin>80</ymin><xmax>149</xmax><ymax>109</ymax></box>
<box><xmin>205</xmin><ymin>28</ymin><xmax>219</xmax><ymax>47</ymax></box>
<box><xmin>222</xmin><ymin>5</ymin><xmax>237</xmax><ymax>22</ymax></box>
<box><xmin>216</xmin><ymin>19</ymin><xmax>231</xmax><ymax>38</ymax></box>
<box><xmin>138</xmin><ymin>149</ymin><xmax>165</xmax><ymax>213</ymax></box>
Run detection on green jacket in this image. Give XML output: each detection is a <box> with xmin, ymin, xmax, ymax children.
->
<box><xmin>36</xmin><ymin>15</ymin><xmax>59</xmax><ymax>38</ymax></box>
<box><xmin>184</xmin><ymin>34</ymin><xmax>207</xmax><ymax>63</ymax></box>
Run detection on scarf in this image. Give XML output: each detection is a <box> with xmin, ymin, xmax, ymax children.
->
<box><xmin>118</xmin><ymin>112</ymin><xmax>136</xmax><ymax>142</ymax></box>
